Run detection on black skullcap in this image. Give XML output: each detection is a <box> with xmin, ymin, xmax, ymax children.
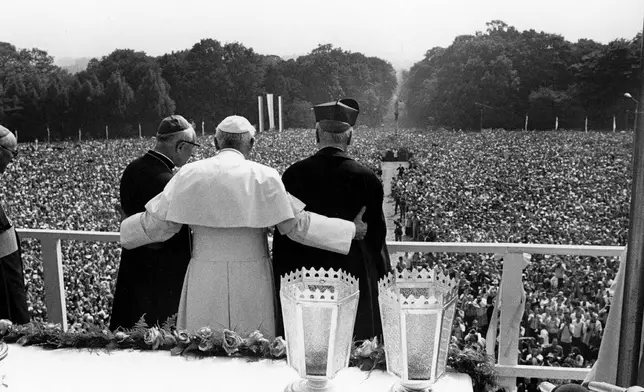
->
<box><xmin>313</xmin><ymin>99</ymin><xmax>359</xmax><ymax>133</ymax></box>
<box><xmin>157</xmin><ymin>115</ymin><xmax>193</xmax><ymax>136</ymax></box>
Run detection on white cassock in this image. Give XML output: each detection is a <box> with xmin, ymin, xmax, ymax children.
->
<box><xmin>120</xmin><ymin>149</ymin><xmax>355</xmax><ymax>337</ymax></box>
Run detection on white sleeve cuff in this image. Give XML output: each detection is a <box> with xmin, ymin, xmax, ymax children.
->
<box><xmin>300</xmin><ymin>213</ymin><xmax>355</xmax><ymax>255</ymax></box>
<box><xmin>120</xmin><ymin>213</ymin><xmax>152</xmax><ymax>249</ymax></box>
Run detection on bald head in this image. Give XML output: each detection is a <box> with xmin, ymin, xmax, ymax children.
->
<box><xmin>0</xmin><ymin>125</ymin><xmax>16</xmax><ymax>150</ymax></box>
<box><xmin>0</xmin><ymin>125</ymin><xmax>17</xmax><ymax>175</ymax></box>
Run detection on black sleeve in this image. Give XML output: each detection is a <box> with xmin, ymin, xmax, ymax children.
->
<box><xmin>121</xmin><ymin>168</ymin><xmax>173</xmax><ymax>216</ymax></box>
<box><xmin>365</xmin><ymin>174</ymin><xmax>390</xmax><ymax>277</ymax></box>
<box><xmin>0</xmin><ymin>203</ymin><xmax>11</xmax><ymax>231</ymax></box>
<box><xmin>137</xmin><ymin>171</ymin><xmax>173</xmax><ymax>209</ymax></box>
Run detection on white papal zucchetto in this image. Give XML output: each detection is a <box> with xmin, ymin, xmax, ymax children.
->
<box><xmin>216</xmin><ymin>115</ymin><xmax>256</xmax><ymax>137</ymax></box>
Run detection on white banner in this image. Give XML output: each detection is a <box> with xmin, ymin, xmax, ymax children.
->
<box><xmin>266</xmin><ymin>93</ymin><xmax>275</xmax><ymax>130</ymax></box>
<box><xmin>278</xmin><ymin>96</ymin><xmax>283</xmax><ymax>132</ymax></box>
<box><xmin>258</xmin><ymin>96</ymin><xmax>264</xmax><ymax>133</ymax></box>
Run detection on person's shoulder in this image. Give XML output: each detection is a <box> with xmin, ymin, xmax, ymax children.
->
<box><xmin>344</xmin><ymin>158</ymin><xmax>377</xmax><ymax>175</ymax></box>
<box><xmin>123</xmin><ymin>154</ymin><xmax>147</xmax><ymax>170</ymax></box>
<box><xmin>121</xmin><ymin>154</ymin><xmax>153</xmax><ymax>179</ymax></box>
<box><xmin>247</xmin><ymin>159</ymin><xmax>280</xmax><ymax>175</ymax></box>
<box><xmin>285</xmin><ymin>155</ymin><xmax>317</xmax><ymax>172</ymax></box>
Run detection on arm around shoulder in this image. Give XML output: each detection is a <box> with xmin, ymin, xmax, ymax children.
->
<box><xmin>276</xmin><ymin>194</ymin><xmax>356</xmax><ymax>255</ymax></box>
<box><xmin>120</xmin><ymin>211</ymin><xmax>182</xmax><ymax>250</ymax></box>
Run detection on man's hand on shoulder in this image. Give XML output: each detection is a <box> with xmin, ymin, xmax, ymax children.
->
<box><xmin>353</xmin><ymin>206</ymin><xmax>367</xmax><ymax>240</ymax></box>
<box><xmin>115</xmin><ymin>203</ymin><xmax>128</xmax><ymax>223</ymax></box>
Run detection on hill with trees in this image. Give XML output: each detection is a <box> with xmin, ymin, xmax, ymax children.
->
<box><xmin>399</xmin><ymin>20</ymin><xmax>641</xmax><ymax>131</ymax></box>
<box><xmin>0</xmin><ymin>41</ymin><xmax>396</xmax><ymax>140</ymax></box>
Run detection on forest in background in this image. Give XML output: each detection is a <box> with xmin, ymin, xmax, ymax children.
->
<box><xmin>400</xmin><ymin>21</ymin><xmax>642</xmax><ymax>131</ymax></box>
<box><xmin>0</xmin><ymin>41</ymin><xmax>396</xmax><ymax>140</ymax></box>
<box><xmin>0</xmin><ymin>20</ymin><xmax>641</xmax><ymax>140</ymax></box>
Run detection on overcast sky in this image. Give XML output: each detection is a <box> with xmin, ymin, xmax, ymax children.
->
<box><xmin>1</xmin><ymin>0</ymin><xmax>643</xmax><ymax>70</ymax></box>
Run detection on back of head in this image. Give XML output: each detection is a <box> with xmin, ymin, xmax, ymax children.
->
<box><xmin>154</xmin><ymin>115</ymin><xmax>198</xmax><ymax>167</ymax></box>
<box><xmin>0</xmin><ymin>125</ymin><xmax>18</xmax><ymax>174</ymax></box>
<box><xmin>156</xmin><ymin>115</ymin><xmax>196</xmax><ymax>144</ymax></box>
<box><xmin>0</xmin><ymin>125</ymin><xmax>17</xmax><ymax>150</ymax></box>
<box><xmin>313</xmin><ymin>99</ymin><xmax>359</xmax><ymax>148</ymax></box>
<box><xmin>215</xmin><ymin>116</ymin><xmax>256</xmax><ymax>154</ymax></box>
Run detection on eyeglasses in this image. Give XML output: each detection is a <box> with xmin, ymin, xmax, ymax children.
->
<box><xmin>177</xmin><ymin>140</ymin><xmax>201</xmax><ymax>148</ymax></box>
<box><xmin>0</xmin><ymin>145</ymin><xmax>18</xmax><ymax>159</ymax></box>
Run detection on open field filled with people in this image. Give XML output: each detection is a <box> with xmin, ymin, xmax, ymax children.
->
<box><xmin>3</xmin><ymin>127</ymin><xmax>632</xmax><ymax>374</ymax></box>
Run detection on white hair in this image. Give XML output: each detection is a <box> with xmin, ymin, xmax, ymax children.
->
<box><xmin>215</xmin><ymin>129</ymin><xmax>254</xmax><ymax>149</ymax></box>
<box><xmin>316</xmin><ymin>123</ymin><xmax>352</xmax><ymax>144</ymax></box>
<box><xmin>155</xmin><ymin>128</ymin><xmax>196</xmax><ymax>144</ymax></box>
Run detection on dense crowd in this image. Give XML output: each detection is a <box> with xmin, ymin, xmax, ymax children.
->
<box><xmin>391</xmin><ymin>129</ymin><xmax>630</xmax><ymax>382</ymax></box>
<box><xmin>2</xmin><ymin>128</ymin><xmax>631</xmax><ymax>383</ymax></box>
<box><xmin>2</xmin><ymin>128</ymin><xmax>386</xmax><ymax>326</ymax></box>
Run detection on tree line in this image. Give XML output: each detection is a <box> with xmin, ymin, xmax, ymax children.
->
<box><xmin>0</xmin><ymin>41</ymin><xmax>396</xmax><ymax>141</ymax></box>
<box><xmin>400</xmin><ymin>20</ymin><xmax>642</xmax><ymax>131</ymax></box>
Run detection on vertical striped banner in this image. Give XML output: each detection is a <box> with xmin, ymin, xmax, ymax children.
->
<box><xmin>267</xmin><ymin>93</ymin><xmax>275</xmax><ymax>130</ymax></box>
<box><xmin>258</xmin><ymin>96</ymin><xmax>264</xmax><ymax>133</ymax></box>
<box><xmin>613</xmin><ymin>115</ymin><xmax>617</xmax><ymax>132</ymax></box>
<box><xmin>278</xmin><ymin>96</ymin><xmax>283</xmax><ymax>132</ymax></box>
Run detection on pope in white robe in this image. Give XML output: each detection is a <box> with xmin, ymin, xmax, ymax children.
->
<box><xmin>120</xmin><ymin>116</ymin><xmax>361</xmax><ymax>338</ymax></box>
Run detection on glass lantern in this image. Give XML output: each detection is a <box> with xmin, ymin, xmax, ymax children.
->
<box><xmin>280</xmin><ymin>267</ymin><xmax>360</xmax><ymax>392</ymax></box>
<box><xmin>379</xmin><ymin>267</ymin><xmax>459</xmax><ymax>392</ymax></box>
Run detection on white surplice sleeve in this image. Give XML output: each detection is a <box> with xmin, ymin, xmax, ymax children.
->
<box><xmin>276</xmin><ymin>194</ymin><xmax>355</xmax><ymax>255</ymax></box>
<box><xmin>120</xmin><ymin>211</ymin><xmax>183</xmax><ymax>250</ymax></box>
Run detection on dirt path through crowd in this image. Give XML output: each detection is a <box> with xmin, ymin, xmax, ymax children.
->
<box><xmin>380</xmin><ymin>162</ymin><xmax>409</xmax><ymax>241</ymax></box>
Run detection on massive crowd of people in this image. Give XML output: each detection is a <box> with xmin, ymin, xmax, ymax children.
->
<box><xmin>2</xmin><ymin>128</ymin><xmax>631</xmax><ymax>381</ymax></box>
<box><xmin>4</xmin><ymin>128</ymin><xmax>386</xmax><ymax>327</ymax></box>
<box><xmin>391</xmin><ymin>129</ymin><xmax>630</xmax><ymax>380</ymax></box>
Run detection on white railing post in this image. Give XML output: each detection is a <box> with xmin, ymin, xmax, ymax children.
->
<box><xmin>496</xmin><ymin>252</ymin><xmax>529</xmax><ymax>392</ymax></box>
<box><xmin>40</xmin><ymin>238</ymin><xmax>68</xmax><ymax>331</ymax></box>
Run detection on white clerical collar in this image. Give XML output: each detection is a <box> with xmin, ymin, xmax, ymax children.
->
<box><xmin>218</xmin><ymin>148</ymin><xmax>246</xmax><ymax>159</ymax></box>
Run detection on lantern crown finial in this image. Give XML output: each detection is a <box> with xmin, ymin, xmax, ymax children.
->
<box><xmin>378</xmin><ymin>267</ymin><xmax>459</xmax><ymax>306</ymax></box>
<box><xmin>281</xmin><ymin>267</ymin><xmax>359</xmax><ymax>303</ymax></box>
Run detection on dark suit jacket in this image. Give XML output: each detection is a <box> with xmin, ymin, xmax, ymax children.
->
<box><xmin>109</xmin><ymin>150</ymin><xmax>191</xmax><ymax>330</ymax></box>
<box><xmin>0</xmin><ymin>202</ymin><xmax>29</xmax><ymax>324</ymax></box>
<box><xmin>272</xmin><ymin>147</ymin><xmax>390</xmax><ymax>340</ymax></box>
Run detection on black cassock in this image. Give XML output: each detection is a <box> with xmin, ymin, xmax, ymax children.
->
<box><xmin>109</xmin><ymin>150</ymin><xmax>191</xmax><ymax>330</ymax></box>
<box><xmin>0</xmin><ymin>202</ymin><xmax>29</xmax><ymax>324</ymax></box>
<box><xmin>272</xmin><ymin>147</ymin><xmax>390</xmax><ymax>341</ymax></box>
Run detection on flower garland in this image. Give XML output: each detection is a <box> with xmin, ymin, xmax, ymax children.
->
<box><xmin>350</xmin><ymin>337</ymin><xmax>498</xmax><ymax>392</ymax></box>
<box><xmin>0</xmin><ymin>319</ymin><xmax>497</xmax><ymax>391</ymax></box>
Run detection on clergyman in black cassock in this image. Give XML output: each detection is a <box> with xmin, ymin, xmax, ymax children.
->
<box><xmin>272</xmin><ymin>99</ymin><xmax>390</xmax><ymax>341</ymax></box>
<box><xmin>0</xmin><ymin>125</ymin><xmax>29</xmax><ymax>324</ymax></box>
<box><xmin>110</xmin><ymin>116</ymin><xmax>196</xmax><ymax>330</ymax></box>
